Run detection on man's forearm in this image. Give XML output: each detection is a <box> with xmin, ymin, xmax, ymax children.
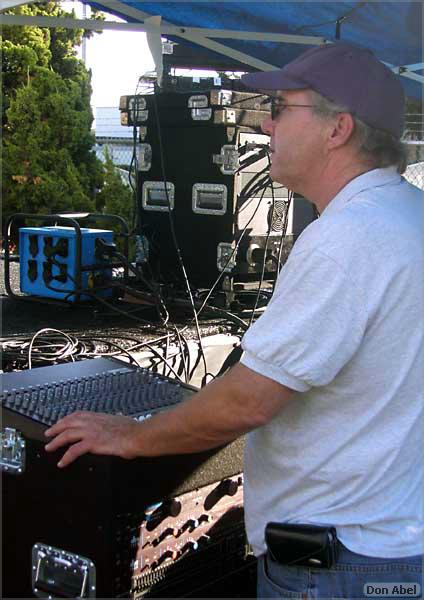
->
<box><xmin>45</xmin><ymin>363</ymin><xmax>294</xmax><ymax>467</ymax></box>
<box><xmin>130</xmin><ymin>363</ymin><xmax>294</xmax><ymax>457</ymax></box>
<box><xmin>130</xmin><ymin>375</ymin><xmax>253</xmax><ymax>456</ymax></box>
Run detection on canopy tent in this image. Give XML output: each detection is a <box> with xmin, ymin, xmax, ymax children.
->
<box><xmin>1</xmin><ymin>1</ymin><xmax>423</xmax><ymax>99</ymax></box>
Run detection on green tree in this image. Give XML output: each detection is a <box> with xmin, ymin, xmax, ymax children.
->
<box><xmin>96</xmin><ymin>149</ymin><xmax>133</xmax><ymax>227</ymax></box>
<box><xmin>95</xmin><ymin>149</ymin><xmax>134</xmax><ymax>256</ymax></box>
<box><xmin>2</xmin><ymin>1</ymin><xmax>104</xmax><ymax>216</ymax></box>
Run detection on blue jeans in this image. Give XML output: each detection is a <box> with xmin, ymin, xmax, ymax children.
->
<box><xmin>257</xmin><ymin>543</ymin><xmax>423</xmax><ymax>599</ymax></box>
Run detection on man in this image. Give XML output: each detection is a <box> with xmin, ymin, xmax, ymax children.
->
<box><xmin>45</xmin><ymin>42</ymin><xmax>423</xmax><ymax>598</ymax></box>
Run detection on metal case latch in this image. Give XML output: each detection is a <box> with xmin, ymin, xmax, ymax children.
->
<box><xmin>1</xmin><ymin>428</ymin><xmax>26</xmax><ymax>474</ymax></box>
<box><xmin>214</xmin><ymin>109</ymin><xmax>236</xmax><ymax>125</ymax></box>
<box><xmin>191</xmin><ymin>108</ymin><xmax>212</xmax><ymax>121</ymax></box>
<box><xmin>137</xmin><ymin>143</ymin><xmax>152</xmax><ymax>171</ymax></box>
<box><xmin>213</xmin><ymin>145</ymin><xmax>239</xmax><ymax>175</ymax></box>
<box><xmin>129</xmin><ymin>97</ymin><xmax>148</xmax><ymax>123</ymax></box>
<box><xmin>32</xmin><ymin>543</ymin><xmax>96</xmax><ymax>598</ymax></box>
<box><xmin>210</xmin><ymin>90</ymin><xmax>233</xmax><ymax>106</ymax></box>
<box><xmin>142</xmin><ymin>181</ymin><xmax>175</xmax><ymax>212</ymax></box>
<box><xmin>188</xmin><ymin>95</ymin><xmax>212</xmax><ymax>121</ymax></box>
<box><xmin>192</xmin><ymin>183</ymin><xmax>227</xmax><ymax>215</ymax></box>
<box><xmin>138</xmin><ymin>126</ymin><xmax>147</xmax><ymax>141</ymax></box>
<box><xmin>217</xmin><ymin>242</ymin><xmax>237</xmax><ymax>272</ymax></box>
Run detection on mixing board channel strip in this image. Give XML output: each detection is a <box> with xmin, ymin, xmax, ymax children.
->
<box><xmin>1</xmin><ymin>357</ymin><xmax>196</xmax><ymax>427</ymax></box>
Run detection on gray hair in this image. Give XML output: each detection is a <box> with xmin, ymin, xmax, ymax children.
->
<box><xmin>309</xmin><ymin>91</ymin><xmax>407</xmax><ymax>174</ymax></box>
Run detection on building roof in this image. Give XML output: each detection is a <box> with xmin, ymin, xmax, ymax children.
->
<box><xmin>95</xmin><ymin>107</ymin><xmax>133</xmax><ymax>139</ymax></box>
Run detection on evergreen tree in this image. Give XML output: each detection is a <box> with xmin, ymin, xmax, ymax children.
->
<box><xmin>95</xmin><ymin>148</ymin><xmax>135</xmax><ymax>256</ymax></box>
<box><xmin>2</xmin><ymin>1</ymin><xmax>104</xmax><ymax>216</ymax></box>
<box><xmin>96</xmin><ymin>149</ymin><xmax>134</xmax><ymax>227</ymax></box>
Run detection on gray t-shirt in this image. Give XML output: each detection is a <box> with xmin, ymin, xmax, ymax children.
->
<box><xmin>241</xmin><ymin>167</ymin><xmax>424</xmax><ymax>558</ymax></box>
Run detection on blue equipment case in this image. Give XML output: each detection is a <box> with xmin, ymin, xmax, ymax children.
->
<box><xmin>19</xmin><ymin>226</ymin><xmax>114</xmax><ymax>302</ymax></box>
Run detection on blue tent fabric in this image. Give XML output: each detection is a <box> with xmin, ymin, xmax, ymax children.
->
<box><xmin>88</xmin><ymin>1</ymin><xmax>423</xmax><ymax>98</ymax></box>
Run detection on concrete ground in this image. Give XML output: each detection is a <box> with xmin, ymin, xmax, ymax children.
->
<box><xmin>0</xmin><ymin>257</ymin><xmax>242</xmax><ymax>386</ymax></box>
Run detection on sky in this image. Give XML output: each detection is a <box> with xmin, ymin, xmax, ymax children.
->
<box><xmin>85</xmin><ymin>29</ymin><xmax>155</xmax><ymax>108</ymax></box>
<box><xmin>66</xmin><ymin>1</ymin><xmax>155</xmax><ymax>108</ymax></box>
<box><xmin>66</xmin><ymin>1</ymin><xmax>220</xmax><ymax>109</ymax></box>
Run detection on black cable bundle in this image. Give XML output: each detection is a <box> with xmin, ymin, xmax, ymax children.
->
<box><xmin>33</xmin><ymin>89</ymin><xmax>293</xmax><ymax>385</ymax></box>
<box><xmin>151</xmin><ymin>88</ymin><xmax>211</xmax><ymax>383</ymax></box>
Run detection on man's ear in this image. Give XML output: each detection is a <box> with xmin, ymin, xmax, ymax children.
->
<box><xmin>327</xmin><ymin>112</ymin><xmax>355</xmax><ymax>149</ymax></box>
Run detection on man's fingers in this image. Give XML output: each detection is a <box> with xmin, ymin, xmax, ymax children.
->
<box><xmin>44</xmin><ymin>411</ymin><xmax>92</xmax><ymax>438</ymax></box>
<box><xmin>43</xmin><ymin>412</ymin><xmax>137</xmax><ymax>466</ymax></box>
<box><xmin>45</xmin><ymin>428</ymin><xmax>84</xmax><ymax>452</ymax></box>
<box><xmin>57</xmin><ymin>441</ymin><xmax>90</xmax><ymax>468</ymax></box>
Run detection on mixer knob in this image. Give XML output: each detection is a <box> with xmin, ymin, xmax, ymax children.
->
<box><xmin>198</xmin><ymin>514</ymin><xmax>211</xmax><ymax>524</ymax></box>
<box><xmin>219</xmin><ymin>479</ymin><xmax>238</xmax><ymax>496</ymax></box>
<box><xmin>146</xmin><ymin>499</ymin><xmax>182</xmax><ymax>531</ymax></box>
<box><xmin>187</xmin><ymin>519</ymin><xmax>199</xmax><ymax>530</ymax></box>
<box><xmin>181</xmin><ymin>540</ymin><xmax>198</xmax><ymax>554</ymax></box>
<box><xmin>180</xmin><ymin>519</ymin><xmax>198</xmax><ymax>534</ymax></box>
<box><xmin>198</xmin><ymin>535</ymin><xmax>210</xmax><ymax>547</ymax></box>
<box><xmin>153</xmin><ymin>527</ymin><xmax>179</xmax><ymax>545</ymax></box>
<box><xmin>157</xmin><ymin>549</ymin><xmax>178</xmax><ymax>565</ymax></box>
<box><xmin>204</xmin><ymin>478</ymin><xmax>239</xmax><ymax>509</ymax></box>
<box><xmin>164</xmin><ymin>499</ymin><xmax>182</xmax><ymax>517</ymax></box>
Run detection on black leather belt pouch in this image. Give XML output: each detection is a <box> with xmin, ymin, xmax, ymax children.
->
<box><xmin>265</xmin><ymin>522</ymin><xmax>339</xmax><ymax>568</ymax></box>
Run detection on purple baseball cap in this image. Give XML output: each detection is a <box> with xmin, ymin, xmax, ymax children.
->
<box><xmin>242</xmin><ymin>42</ymin><xmax>405</xmax><ymax>138</ymax></box>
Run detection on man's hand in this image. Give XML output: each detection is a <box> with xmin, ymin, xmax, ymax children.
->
<box><xmin>44</xmin><ymin>364</ymin><xmax>294</xmax><ymax>469</ymax></box>
<box><xmin>44</xmin><ymin>412</ymin><xmax>141</xmax><ymax>468</ymax></box>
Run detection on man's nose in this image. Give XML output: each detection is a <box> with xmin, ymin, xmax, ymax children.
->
<box><xmin>261</xmin><ymin>115</ymin><xmax>273</xmax><ymax>135</ymax></box>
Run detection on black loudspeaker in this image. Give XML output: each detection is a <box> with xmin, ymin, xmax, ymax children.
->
<box><xmin>120</xmin><ymin>90</ymin><xmax>316</xmax><ymax>288</ymax></box>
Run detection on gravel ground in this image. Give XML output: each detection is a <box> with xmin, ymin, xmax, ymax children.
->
<box><xmin>1</xmin><ymin>262</ymin><xmax>240</xmax><ymax>388</ymax></box>
<box><xmin>0</xmin><ymin>256</ymin><xmax>21</xmax><ymax>296</ymax></box>
<box><xmin>1</xmin><ymin>257</ymin><xmax>239</xmax><ymax>377</ymax></box>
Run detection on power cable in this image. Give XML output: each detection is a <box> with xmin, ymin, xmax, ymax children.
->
<box><xmin>27</xmin><ymin>328</ymin><xmax>78</xmax><ymax>370</ymax></box>
<box><xmin>274</xmin><ymin>190</ymin><xmax>293</xmax><ymax>287</ymax></box>
<box><xmin>248</xmin><ymin>214</ymin><xmax>273</xmax><ymax>327</ymax></box>
<box><xmin>151</xmin><ymin>89</ymin><xmax>209</xmax><ymax>379</ymax></box>
<box><xmin>197</xmin><ymin>181</ymin><xmax>271</xmax><ymax>316</ymax></box>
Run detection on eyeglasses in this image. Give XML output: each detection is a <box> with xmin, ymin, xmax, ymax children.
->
<box><xmin>262</xmin><ymin>97</ymin><xmax>317</xmax><ymax>120</ymax></box>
